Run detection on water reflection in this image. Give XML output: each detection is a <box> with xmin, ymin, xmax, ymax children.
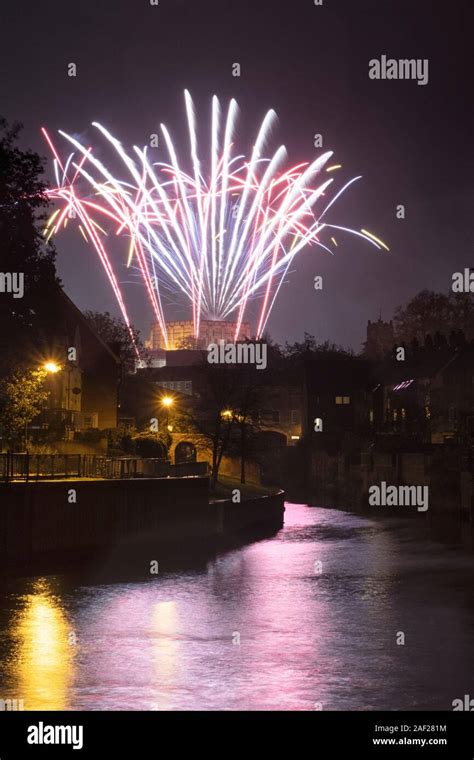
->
<box><xmin>7</xmin><ymin>578</ymin><xmax>74</xmax><ymax>710</ymax></box>
<box><xmin>1</xmin><ymin>504</ymin><xmax>474</xmax><ymax>710</ymax></box>
<box><xmin>151</xmin><ymin>601</ymin><xmax>179</xmax><ymax>710</ymax></box>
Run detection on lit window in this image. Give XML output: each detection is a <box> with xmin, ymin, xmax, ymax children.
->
<box><xmin>335</xmin><ymin>396</ymin><xmax>343</xmax><ymax>405</ymax></box>
<box><xmin>343</xmin><ymin>396</ymin><xmax>350</xmax><ymax>405</ymax></box>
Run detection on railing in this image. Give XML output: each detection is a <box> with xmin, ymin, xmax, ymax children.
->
<box><xmin>0</xmin><ymin>453</ymin><xmax>209</xmax><ymax>482</ymax></box>
<box><xmin>0</xmin><ymin>452</ymin><xmax>83</xmax><ymax>481</ymax></box>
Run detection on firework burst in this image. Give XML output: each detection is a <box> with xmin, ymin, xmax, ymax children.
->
<box><xmin>43</xmin><ymin>91</ymin><xmax>388</xmax><ymax>351</ymax></box>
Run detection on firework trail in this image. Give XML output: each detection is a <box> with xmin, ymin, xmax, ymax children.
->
<box><xmin>43</xmin><ymin>91</ymin><xmax>389</xmax><ymax>350</ymax></box>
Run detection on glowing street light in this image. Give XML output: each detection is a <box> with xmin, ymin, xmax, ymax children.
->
<box><xmin>43</xmin><ymin>361</ymin><xmax>61</xmax><ymax>374</ymax></box>
<box><xmin>160</xmin><ymin>395</ymin><xmax>174</xmax><ymax>430</ymax></box>
<box><xmin>25</xmin><ymin>361</ymin><xmax>62</xmax><ymax>447</ymax></box>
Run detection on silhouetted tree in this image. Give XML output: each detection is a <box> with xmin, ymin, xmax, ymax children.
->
<box><xmin>224</xmin><ymin>366</ymin><xmax>265</xmax><ymax>484</ymax></box>
<box><xmin>283</xmin><ymin>333</ymin><xmax>353</xmax><ymax>361</ymax></box>
<box><xmin>83</xmin><ymin>310</ymin><xmax>146</xmax><ymax>374</ymax></box>
<box><xmin>173</xmin><ymin>361</ymin><xmax>241</xmax><ymax>490</ymax></box>
<box><xmin>0</xmin><ymin>118</ymin><xmax>59</xmax><ymax>374</ymax></box>
<box><xmin>173</xmin><ymin>357</ymin><xmax>270</xmax><ymax>489</ymax></box>
<box><xmin>394</xmin><ymin>290</ymin><xmax>474</xmax><ymax>344</ymax></box>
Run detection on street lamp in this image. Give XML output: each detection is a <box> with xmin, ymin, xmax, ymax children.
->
<box><xmin>45</xmin><ymin>360</ymin><xmax>79</xmax><ymax>441</ymax></box>
<box><xmin>160</xmin><ymin>395</ymin><xmax>174</xmax><ymax>430</ymax></box>
<box><xmin>43</xmin><ymin>361</ymin><xmax>61</xmax><ymax>374</ymax></box>
<box><xmin>41</xmin><ymin>361</ymin><xmax>68</xmax><ymax>442</ymax></box>
<box><xmin>24</xmin><ymin>361</ymin><xmax>62</xmax><ymax>448</ymax></box>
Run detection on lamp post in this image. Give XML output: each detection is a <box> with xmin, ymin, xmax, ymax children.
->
<box><xmin>24</xmin><ymin>361</ymin><xmax>62</xmax><ymax>449</ymax></box>
<box><xmin>160</xmin><ymin>395</ymin><xmax>174</xmax><ymax>431</ymax></box>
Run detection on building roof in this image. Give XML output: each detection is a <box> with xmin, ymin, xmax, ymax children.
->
<box><xmin>374</xmin><ymin>346</ymin><xmax>459</xmax><ymax>386</ymax></box>
<box><xmin>52</xmin><ymin>288</ymin><xmax>121</xmax><ymax>364</ymax></box>
<box><xmin>304</xmin><ymin>355</ymin><xmax>371</xmax><ymax>393</ymax></box>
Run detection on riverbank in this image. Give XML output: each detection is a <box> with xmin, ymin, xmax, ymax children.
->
<box><xmin>0</xmin><ymin>476</ymin><xmax>285</xmax><ymax>570</ymax></box>
<box><xmin>284</xmin><ymin>444</ymin><xmax>474</xmax><ymax>549</ymax></box>
<box><xmin>211</xmin><ymin>475</ymin><xmax>280</xmax><ymax>500</ymax></box>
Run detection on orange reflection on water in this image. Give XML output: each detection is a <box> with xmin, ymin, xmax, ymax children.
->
<box><xmin>12</xmin><ymin>578</ymin><xmax>74</xmax><ymax>710</ymax></box>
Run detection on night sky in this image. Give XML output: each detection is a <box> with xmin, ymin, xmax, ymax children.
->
<box><xmin>1</xmin><ymin>0</ymin><xmax>472</xmax><ymax>349</ymax></box>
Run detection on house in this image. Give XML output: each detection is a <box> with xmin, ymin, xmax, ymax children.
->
<box><xmin>371</xmin><ymin>331</ymin><xmax>474</xmax><ymax>444</ymax></box>
<box><xmin>302</xmin><ymin>355</ymin><xmax>372</xmax><ymax>441</ymax></box>
<box><xmin>36</xmin><ymin>289</ymin><xmax>121</xmax><ymax>435</ymax></box>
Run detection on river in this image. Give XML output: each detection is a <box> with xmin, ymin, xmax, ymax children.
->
<box><xmin>1</xmin><ymin>502</ymin><xmax>473</xmax><ymax>711</ymax></box>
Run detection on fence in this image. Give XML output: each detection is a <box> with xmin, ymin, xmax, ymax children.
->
<box><xmin>0</xmin><ymin>453</ymin><xmax>209</xmax><ymax>482</ymax></box>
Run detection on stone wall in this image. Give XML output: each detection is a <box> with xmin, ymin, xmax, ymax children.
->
<box><xmin>304</xmin><ymin>444</ymin><xmax>474</xmax><ymax>547</ymax></box>
<box><xmin>0</xmin><ymin>477</ymin><xmax>283</xmax><ymax>564</ymax></box>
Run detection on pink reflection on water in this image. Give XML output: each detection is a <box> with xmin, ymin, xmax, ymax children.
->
<box><xmin>1</xmin><ymin>503</ymin><xmax>474</xmax><ymax>710</ymax></box>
